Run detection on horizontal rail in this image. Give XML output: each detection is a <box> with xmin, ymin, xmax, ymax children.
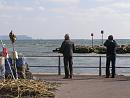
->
<box><xmin>29</xmin><ymin>66</ymin><xmax>59</xmax><ymax>67</ymax></box>
<box><xmin>29</xmin><ymin>66</ymin><xmax>130</xmax><ymax>68</ymax></box>
<box><xmin>26</xmin><ymin>55</ymin><xmax>130</xmax><ymax>76</ymax></box>
<box><xmin>25</xmin><ymin>55</ymin><xmax>130</xmax><ymax>58</ymax></box>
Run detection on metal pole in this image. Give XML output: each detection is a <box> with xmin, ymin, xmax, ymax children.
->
<box><xmin>101</xmin><ymin>30</ymin><xmax>104</xmax><ymax>45</ymax></box>
<box><xmin>92</xmin><ymin>36</ymin><xmax>93</xmax><ymax>48</ymax></box>
<box><xmin>91</xmin><ymin>33</ymin><xmax>94</xmax><ymax>48</ymax></box>
<box><xmin>99</xmin><ymin>56</ymin><xmax>102</xmax><ymax>76</ymax></box>
<box><xmin>58</xmin><ymin>55</ymin><xmax>61</xmax><ymax>75</ymax></box>
<box><xmin>102</xmin><ymin>34</ymin><xmax>103</xmax><ymax>45</ymax></box>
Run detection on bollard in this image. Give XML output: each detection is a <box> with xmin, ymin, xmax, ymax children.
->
<box><xmin>99</xmin><ymin>56</ymin><xmax>102</xmax><ymax>76</ymax></box>
<box><xmin>58</xmin><ymin>56</ymin><xmax>61</xmax><ymax>75</ymax></box>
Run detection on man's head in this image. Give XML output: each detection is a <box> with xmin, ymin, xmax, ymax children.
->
<box><xmin>18</xmin><ymin>53</ymin><xmax>24</xmax><ymax>58</ymax></box>
<box><xmin>108</xmin><ymin>35</ymin><xmax>113</xmax><ymax>40</ymax></box>
<box><xmin>64</xmin><ymin>34</ymin><xmax>70</xmax><ymax>40</ymax></box>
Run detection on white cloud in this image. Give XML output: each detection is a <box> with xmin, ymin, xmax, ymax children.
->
<box><xmin>49</xmin><ymin>5</ymin><xmax>116</xmax><ymax>21</ymax></box>
<box><xmin>1</xmin><ymin>0</ymin><xmax>130</xmax><ymax>39</ymax></box>
<box><xmin>0</xmin><ymin>15</ymin><xmax>12</xmax><ymax>19</ymax></box>
<box><xmin>111</xmin><ymin>2</ymin><xmax>130</xmax><ymax>9</ymax></box>
<box><xmin>49</xmin><ymin>7</ymin><xmax>68</xmax><ymax>14</ymax></box>
<box><xmin>94</xmin><ymin>0</ymin><xmax>114</xmax><ymax>2</ymax></box>
<box><xmin>48</xmin><ymin>1</ymin><xmax>130</xmax><ymax>38</ymax></box>
<box><xmin>38</xmin><ymin>6</ymin><xmax>45</xmax><ymax>11</ymax></box>
<box><xmin>0</xmin><ymin>4</ymin><xmax>34</xmax><ymax>12</ymax></box>
<box><xmin>23</xmin><ymin>7</ymin><xmax>34</xmax><ymax>11</ymax></box>
<box><xmin>48</xmin><ymin>0</ymin><xmax>80</xmax><ymax>5</ymax></box>
<box><xmin>0</xmin><ymin>0</ymin><xmax>7</xmax><ymax>5</ymax></box>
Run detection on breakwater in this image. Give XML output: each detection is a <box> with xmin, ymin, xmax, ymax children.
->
<box><xmin>53</xmin><ymin>44</ymin><xmax>130</xmax><ymax>54</ymax></box>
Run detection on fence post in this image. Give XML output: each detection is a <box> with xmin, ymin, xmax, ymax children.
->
<box><xmin>58</xmin><ymin>55</ymin><xmax>61</xmax><ymax>75</ymax></box>
<box><xmin>99</xmin><ymin>56</ymin><xmax>102</xmax><ymax>76</ymax></box>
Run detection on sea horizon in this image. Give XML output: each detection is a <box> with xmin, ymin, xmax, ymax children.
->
<box><xmin>1</xmin><ymin>38</ymin><xmax>130</xmax><ymax>40</ymax></box>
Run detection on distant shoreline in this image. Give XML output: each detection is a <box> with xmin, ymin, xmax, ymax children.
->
<box><xmin>0</xmin><ymin>35</ymin><xmax>32</xmax><ymax>40</ymax></box>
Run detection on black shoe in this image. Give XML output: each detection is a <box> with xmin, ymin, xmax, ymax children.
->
<box><xmin>63</xmin><ymin>76</ymin><xmax>69</xmax><ymax>79</ymax></box>
<box><xmin>105</xmin><ymin>76</ymin><xmax>109</xmax><ymax>78</ymax></box>
<box><xmin>111</xmin><ymin>76</ymin><xmax>115</xmax><ymax>78</ymax></box>
<box><xmin>70</xmin><ymin>75</ymin><xmax>73</xmax><ymax>79</ymax></box>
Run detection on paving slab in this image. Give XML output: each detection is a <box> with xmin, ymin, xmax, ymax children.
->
<box><xmin>33</xmin><ymin>74</ymin><xmax>130</xmax><ymax>98</ymax></box>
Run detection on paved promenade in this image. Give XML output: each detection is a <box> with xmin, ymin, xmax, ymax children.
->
<box><xmin>33</xmin><ymin>74</ymin><xmax>130</xmax><ymax>98</ymax></box>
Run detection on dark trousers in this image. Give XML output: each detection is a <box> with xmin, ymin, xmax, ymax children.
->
<box><xmin>63</xmin><ymin>56</ymin><xmax>73</xmax><ymax>78</ymax></box>
<box><xmin>106</xmin><ymin>55</ymin><xmax>116</xmax><ymax>77</ymax></box>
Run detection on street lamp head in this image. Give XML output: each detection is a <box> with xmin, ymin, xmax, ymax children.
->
<box><xmin>91</xmin><ymin>33</ymin><xmax>94</xmax><ymax>36</ymax></box>
<box><xmin>101</xmin><ymin>30</ymin><xmax>104</xmax><ymax>34</ymax></box>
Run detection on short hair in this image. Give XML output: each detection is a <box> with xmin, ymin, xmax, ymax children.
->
<box><xmin>64</xmin><ymin>34</ymin><xmax>70</xmax><ymax>40</ymax></box>
<box><xmin>18</xmin><ymin>53</ymin><xmax>24</xmax><ymax>58</ymax></box>
<box><xmin>108</xmin><ymin>35</ymin><xmax>113</xmax><ymax>40</ymax></box>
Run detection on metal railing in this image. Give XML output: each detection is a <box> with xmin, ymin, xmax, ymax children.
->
<box><xmin>26</xmin><ymin>55</ymin><xmax>130</xmax><ymax>76</ymax></box>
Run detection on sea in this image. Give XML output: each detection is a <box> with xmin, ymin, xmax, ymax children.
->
<box><xmin>1</xmin><ymin>39</ymin><xmax>130</xmax><ymax>75</ymax></box>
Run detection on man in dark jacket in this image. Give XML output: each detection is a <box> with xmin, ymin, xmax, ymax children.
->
<box><xmin>60</xmin><ymin>34</ymin><xmax>75</xmax><ymax>79</ymax></box>
<box><xmin>104</xmin><ymin>35</ymin><xmax>117</xmax><ymax>78</ymax></box>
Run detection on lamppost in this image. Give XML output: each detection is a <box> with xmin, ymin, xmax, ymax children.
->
<box><xmin>91</xmin><ymin>33</ymin><xmax>94</xmax><ymax>48</ymax></box>
<box><xmin>101</xmin><ymin>30</ymin><xmax>104</xmax><ymax>45</ymax></box>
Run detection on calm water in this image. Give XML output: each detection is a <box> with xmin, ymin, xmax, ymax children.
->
<box><xmin>2</xmin><ymin>39</ymin><xmax>130</xmax><ymax>75</ymax></box>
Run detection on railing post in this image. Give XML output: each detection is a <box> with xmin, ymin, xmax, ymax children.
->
<box><xmin>99</xmin><ymin>56</ymin><xmax>102</xmax><ymax>76</ymax></box>
<box><xmin>58</xmin><ymin>55</ymin><xmax>61</xmax><ymax>75</ymax></box>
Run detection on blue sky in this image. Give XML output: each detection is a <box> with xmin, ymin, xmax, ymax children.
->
<box><xmin>0</xmin><ymin>0</ymin><xmax>130</xmax><ymax>39</ymax></box>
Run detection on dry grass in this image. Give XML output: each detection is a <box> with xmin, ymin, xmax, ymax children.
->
<box><xmin>0</xmin><ymin>79</ymin><xmax>59</xmax><ymax>98</ymax></box>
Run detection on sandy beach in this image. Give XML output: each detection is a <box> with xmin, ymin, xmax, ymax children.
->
<box><xmin>33</xmin><ymin>74</ymin><xmax>130</xmax><ymax>98</ymax></box>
